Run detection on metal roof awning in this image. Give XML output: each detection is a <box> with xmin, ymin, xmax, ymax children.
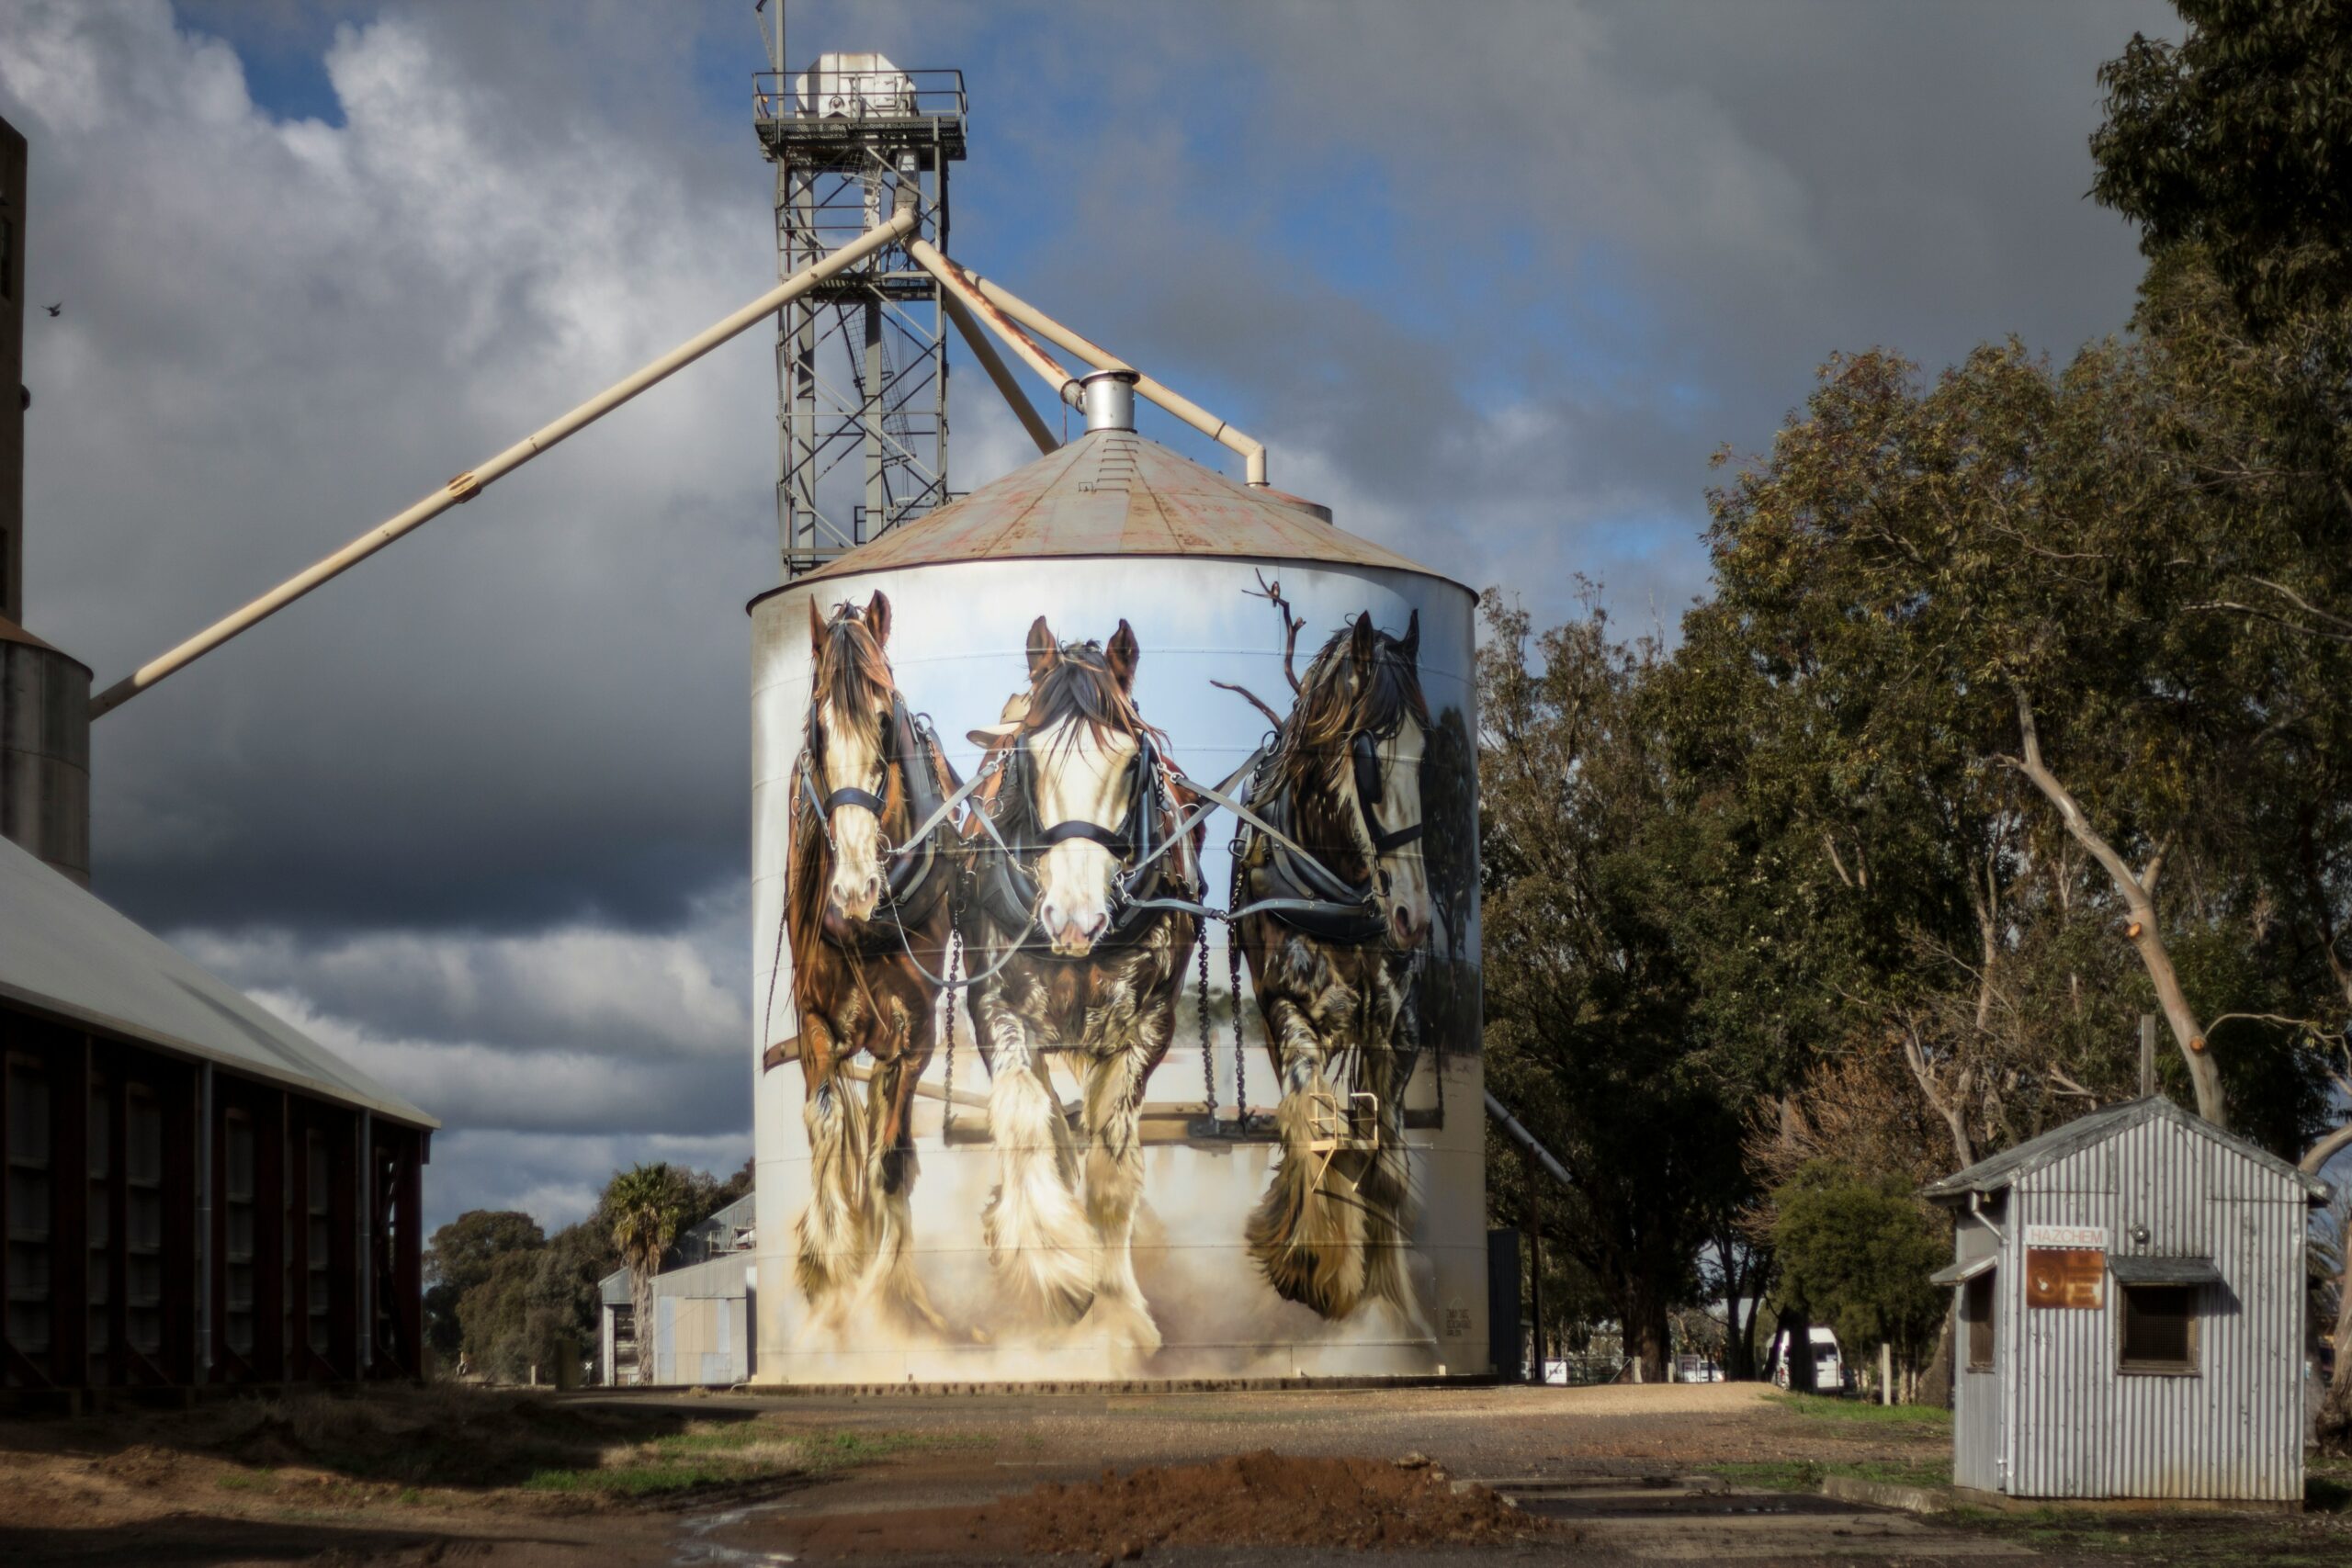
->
<box><xmin>1929</xmin><ymin>1255</ymin><xmax>1997</xmax><ymax>1286</ymax></box>
<box><xmin>0</xmin><ymin>834</ymin><xmax>435</xmax><ymax>1127</ymax></box>
<box><xmin>2107</xmin><ymin>1255</ymin><xmax>2223</xmax><ymax>1286</ymax></box>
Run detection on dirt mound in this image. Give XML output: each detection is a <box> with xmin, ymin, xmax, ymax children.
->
<box><xmin>1012</xmin><ymin>1451</ymin><xmax>1537</xmax><ymax>1555</ymax></box>
<box><xmin>767</xmin><ymin>1450</ymin><xmax>1543</xmax><ymax>1560</ymax></box>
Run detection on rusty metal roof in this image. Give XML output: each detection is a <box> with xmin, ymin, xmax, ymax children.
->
<box><xmin>770</xmin><ymin>430</ymin><xmax>1463</xmax><ymax>596</ymax></box>
<box><xmin>0</xmin><ymin>613</ymin><xmax>91</xmax><ymax>675</ymax></box>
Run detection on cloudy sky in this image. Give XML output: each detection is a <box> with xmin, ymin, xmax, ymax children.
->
<box><xmin>2</xmin><ymin>0</ymin><xmax>2173</xmax><ymax>1230</ymax></box>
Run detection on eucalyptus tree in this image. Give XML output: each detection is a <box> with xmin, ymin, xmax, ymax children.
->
<box><xmin>1477</xmin><ymin>594</ymin><xmax>1747</xmax><ymax>1382</ymax></box>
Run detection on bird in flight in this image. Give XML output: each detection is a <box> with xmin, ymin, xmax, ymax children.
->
<box><xmin>44</xmin><ymin>302</ymin><xmax>62</xmax><ymax>317</ymax></box>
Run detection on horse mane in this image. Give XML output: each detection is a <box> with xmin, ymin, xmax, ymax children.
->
<box><xmin>787</xmin><ymin>607</ymin><xmax>908</xmax><ymax>1004</ymax></box>
<box><xmin>1023</xmin><ymin>639</ymin><xmax>1166</xmax><ymax>759</ymax></box>
<box><xmin>1276</xmin><ymin>617</ymin><xmax>1430</xmax><ymax>808</ymax></box>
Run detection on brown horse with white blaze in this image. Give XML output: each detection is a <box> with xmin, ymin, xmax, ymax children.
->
<box><xmin>785</xmin><ymin>592</ymin><xmax>956</xmax><ymax>1337</ymax></box>
<box><xmin>962</xmin><ymin>617</ymin><xmax>1203</xmax><ymax>1357</ymax></box>
<box><xmin>1232</xmin><ymin>611</ymin><xmax>1433</xmax><ymax>1334</ymax></box>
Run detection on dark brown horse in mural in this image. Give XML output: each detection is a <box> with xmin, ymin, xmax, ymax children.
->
<box><xmin>1230</xmin><ymin>611</ymin><xmax>1433</xmax><ymax>1334</ymax></box>
<box><xmin>962</xmin><ymin>618</ymin><xmax>1203</xmax><ymax>1357</ymax></box>
<box><xmin>785</xmin><ymin>592</ymin><xmax>957</xmax><ymax>1337</ymax></box>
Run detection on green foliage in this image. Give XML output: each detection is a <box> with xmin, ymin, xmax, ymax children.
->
<box><xmin>424</xmin><ymin>1210</ymin><xmax>544</xmax><ymax>1359</ymax></box>
<box><xmin>1478</xmin><ymin>592</ymin><xmax>1754</xmax><ymax>1377</ymax></box>
<box><xmin>1771</xmin><ymin>1162</ymin><xmax>1948</xmax><ymax>1371</ymax></box>
<box><xmin>2093</xmin><ymin>2</ymin><xmax>2352</xmax><ymax>328</ymax></box>
<box><xmin>604</xmin><ymin>1161</ymin><xmax>695</xmax><ymax>1367</ymax></box>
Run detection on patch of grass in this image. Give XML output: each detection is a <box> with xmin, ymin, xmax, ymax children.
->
<box><xmin>1713</xmin><ymin>1455</ymin><xmax>1951</xmax><ymax>1493</ymax></box>
<box><xmin>214</xmin><ymin>1467</ymin><xmax>276</xmax><ymax>1493</ymax></box>
<box><xmin>396</xmin><ymin>1487</ymin><xmax>424</xmax><ymax>1507</ymax></box>
<box><xmin>2306</xmin><ymin>1472</ymin><xmax>2351</xmax><ymax>1514</ymax></box>
<box><xmin>1713</xmin><ymin>1460</ymin><xmax>1825</xmax><ymax>1493</ymax></box>
<box><xmin>519</xmin><ymin>1424</ymin><xmax>971</xmax><ymax>1500</ymax></box>
<box><xmin>1764</xmin><ymin>1393</ymin><xmax>1953</xmax><ymax>1430</ymax></box>
<box><xmin>526</xmin><ymin>1461</ymin><xmax>743</xmax><ymax>1497</ymax></box>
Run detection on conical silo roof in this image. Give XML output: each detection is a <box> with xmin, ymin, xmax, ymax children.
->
<box><xmin>776</xmin><ymin>429</ymin><xmax>1463</xmax><ymax>592</ymax></box>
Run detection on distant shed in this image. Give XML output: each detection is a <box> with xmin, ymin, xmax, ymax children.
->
<box><xmin>1923</xmin><ymin>1097</ymin><xmax>2329</xmax><ymax>1506</ymax></box>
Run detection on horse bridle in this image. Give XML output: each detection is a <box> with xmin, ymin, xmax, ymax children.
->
<box><xmin>803</xmin><ymin>698</ymin><xmax>891</xmax><ymax>823</ymax></box>
<box><xmin>800</xmin><ymin>694</ymin><xmax>958</xmax><ymax>920</ymax></box>
<box><xmin>1350</xmin><ymin>726</ymin><xmax>1423</xmax><ymax>857</ymax></box>
<box><xmin>967</xmin><ymin>724</ymin><xmax>1193</xmax><ymax>951</ymax></box>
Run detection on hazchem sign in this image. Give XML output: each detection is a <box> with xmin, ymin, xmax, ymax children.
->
<box><xmin>2024</xmin><ymin>1226</ymin><xmax>2108</xmax><ymax>1310</ymax></box>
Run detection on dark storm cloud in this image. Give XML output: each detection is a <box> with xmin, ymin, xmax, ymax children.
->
<box><xmin>0</xmin><ymin>0</ymin><xmax>2179</xmax><ymax>1225</ymax></box>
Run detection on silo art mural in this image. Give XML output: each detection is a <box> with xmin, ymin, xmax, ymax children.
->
<box><xmin>747</xmin><ymin>430</ymin><xmax>1484</xmax><ymax>1382</ymax></box>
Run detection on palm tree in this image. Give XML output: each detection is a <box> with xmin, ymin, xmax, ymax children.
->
<box><xmin>604</xmin><ymin>1163</ymin><xmax>687</xmax><ymax>1384</ymax></box>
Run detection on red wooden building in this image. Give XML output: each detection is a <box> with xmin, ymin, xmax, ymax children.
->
<box><xmin>2</xmin><ymin>835</ymin><xmax>435</xmax><ymax>1402</ymax></box>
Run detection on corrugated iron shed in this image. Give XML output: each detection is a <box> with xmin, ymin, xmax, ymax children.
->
<box><xmin>1923</xmin><ymin>1095</ymin><xmax>2328</xmax><ymax>1202</ymax></box>
<box><xmin>1926</xmin><ymin>1095</ymin><xmax>2327</xmax><ymax>1504</ymax></box>
<box><xmin>763</xmin><ymin>428</ymin><xmax>1464</xmax><ymax>600</ymax></box>
<box><xmin>0</xmin><ymin>832</ymin><xmax>435</xmax><ymax>1127</ymax></box>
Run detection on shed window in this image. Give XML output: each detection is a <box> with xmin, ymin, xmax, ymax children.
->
<box><xmin>5</xmin><ymin>1055</ymin><xmax>52</xmax><ymax>1362</ymax></box>
<box><xmin>223</xmin><ymin>1111</ymin><xmax>255</xmax><ymax>1358</ymax></box>
<box><xmin>2119</xmin><ymin>1283</ymin><xmax>2197</xmax><ymax>1372</ymax></box>
<box><xmin>124</xmin><ymin>1087</ymin><xmax>164</xmax><ymax>1358</ymax></box>
<box><xmin>1963</xmin><ymin>1269</ymin><xmax>1996</xmax><ymax>1370</ymax></box>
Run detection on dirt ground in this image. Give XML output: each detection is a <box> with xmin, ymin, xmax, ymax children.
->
<box><xmin>0</xmin><ymin>1381</ymin><xmax>2345</xmax><ymax>1566</ymax></box>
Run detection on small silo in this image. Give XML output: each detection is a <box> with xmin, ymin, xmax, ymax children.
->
<box><xmin>747</xmin><ymin>380</ymin><xmax>1486</xmax><ymax>1382</ymax></box>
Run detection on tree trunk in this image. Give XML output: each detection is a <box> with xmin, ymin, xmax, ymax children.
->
<box><xmin>1775</xmin><ymin>1304</ymin><xmax>1815</xmax><ymax>1393</ymax></box>
<box><xmin>1526</xmin><ymin>1164</ymin><xmax>1546</xmax><ymax>1384</ymax></box>
<box><xmin>1917</xmin><ymin>1306</ymin><xmax>1955</xmax><ymax>1409</ymax></box>
<box><xmin>2007</xmin><ymin>689</ymin><xmax>2226</xmax><ymax>1124</ymax></box>
<box><xmin>2301</xmin><ymin>1129</ymin><xmax>2352</xmax><ymax>1420</ymax></box>
<box><xmin>631</xmin><ymin>1269</ymin><xmax>654</xmax><ymax>1386</ymax></box>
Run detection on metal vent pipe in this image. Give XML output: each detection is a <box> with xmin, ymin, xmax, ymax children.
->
<box><xmin>1081</xmin><ymin>370</ymin><xmax>1137</xmax><ymax>434</ymax></box>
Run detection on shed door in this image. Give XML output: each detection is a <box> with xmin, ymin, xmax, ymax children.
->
<box><xmin>2012</xmin><ymin>1201</ymin><xmax>2118</xmax><ymax>1497</ymax></box>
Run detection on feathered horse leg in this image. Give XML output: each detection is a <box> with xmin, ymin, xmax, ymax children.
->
<box><xmin>792</xmin><ymin>1017</ymin><xmax>869</xmax><ymax>1337</ymax></box>
<box><xmin>1076</xmin><ymin>1032</ymin><xmax>1161</xmax><ymax>1359</ymax></box>
<box><xmin>854</xmin><ymin>1042</ymin><xmax>948</xmax><ymax>1335</ymax></box>
<box><xmin>977</xmin><ymin>994</ymin><xmax>1096</xmax><ymax>1325</ymax></box>
<box><xmin>1352</xmin><ymin>1029</ymin><xmax>1431</xmax><ymax>1341</ymax></box>
<box><xmin>1246</xmin><ymin>996</ymin><xmax>1366</xmax><ymax>1318</ymax></box>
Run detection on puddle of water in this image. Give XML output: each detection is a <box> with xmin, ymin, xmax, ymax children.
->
<box><xmin>673</xmin><ymin>1496</ymin><xmax>797</xmax><ymax>1567</ymax></box>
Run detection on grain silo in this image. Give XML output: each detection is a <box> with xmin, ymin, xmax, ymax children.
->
<box><xmin>746</xmin><ymin>372</ymin><xmax>1487</xmax><ymax>1382</ymax></box>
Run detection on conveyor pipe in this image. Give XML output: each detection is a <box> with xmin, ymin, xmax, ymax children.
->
<box><xmin>942</xmin><ymin>293</ymin><xmax>1058</xmax><ymax>456</ymax></box>
<box><xmin>904</xmin><ymin>239</ymin><xmax>1084</xmax><ymax>410</ymax></box>
<box><xmin>91</xmin><ymin>209</ymin><xmax>922</xmax><ymax>717</ymax></box>
<box><xmin>1485</xmin><ymin>1090</ymin><xmax>1574</xmax><ymax>1192</ymax></box>
<box><xmin>954</xmin><ymin>262</ymin><xmax>1270</xmax><ymax>489</ymax></box>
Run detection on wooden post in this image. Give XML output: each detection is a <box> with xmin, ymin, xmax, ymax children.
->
<box><xmin>1881</xmin><ymin>1339</ymin><xmax>1894</xmax><ymax>1406</ymax></box>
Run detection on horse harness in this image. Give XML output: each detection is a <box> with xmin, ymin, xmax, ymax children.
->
<box><xmin>1232</xmin><ymin>722</ymin><xmax>1423</xmax><ymax>945</ymax></box>
<box><xmin>967</xmin><ymin>729</ymin><xmax>1202</xmax><ymax>954</ymax></box>
<box><xmin>797</xmin><ymin>694</ymin><xmax>959</xmax><ymax>953</ymax></box>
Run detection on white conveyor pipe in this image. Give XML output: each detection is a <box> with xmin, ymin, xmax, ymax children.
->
<box><xmin>942</xmin><ymin>292</ymin><xmax>1058</xmax><ymax>457</ymax></box>
<box><xmin>905</xmin><ymin>239</ymin><xmax>1085</xmax><ymax>412</ymax></box>
<box><xmin>92</xmin><ymin>209</ymin><xmax>922</xmax><ymax>717</ymax></box>
<box><xmin>949</xmin><ymin>258</ymin><xmax>1270</xmax><ymax>489</ymax></box>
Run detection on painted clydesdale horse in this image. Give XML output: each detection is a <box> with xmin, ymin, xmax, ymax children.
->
<box><xmin>786</xmin><ymin>592</ymin><xmax>957</xmax><ymax>1336</ymax></box>
<box><xmin>1231</xmin><ymin>612</ymin><xmax>1433</xmax><ymax>1332</ymax></box>
<box><xmin>962</xmin><ymin>617</ymin><xmax>1204</xmax><ymax>1354</ymax></box>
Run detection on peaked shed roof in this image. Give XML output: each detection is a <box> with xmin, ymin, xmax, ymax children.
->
<box><xmin>0</xmin><ymin>833</ymin><xmax>435</xmax><ymax>1128</ymax></box>
<box><xmin>1921</xmin><ymin>1095</ymin><xmax>2326</xmax><ymax>1204</ymax></box>
<box><xmin>761</xmin><ymin>428</ymin><xmax>1467</xmax><ymax>598</ymax></box>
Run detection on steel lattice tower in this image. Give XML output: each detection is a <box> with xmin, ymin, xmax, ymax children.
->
<box><xmin>754</xmin><ymin>41</ymin><xmax>967</xmax><ymax>581</ymax></box>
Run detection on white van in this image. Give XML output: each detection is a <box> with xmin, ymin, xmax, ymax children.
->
<box><xmin>1769</xmin><ymin>1326</ymin><xmax>1846</xmax><ymax>1392</ymax></box>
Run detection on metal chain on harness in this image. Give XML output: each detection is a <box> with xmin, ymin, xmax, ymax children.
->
<box><xmin>941</xmin><ymin>930</ymin><xmax>961</xmax><ymax>1137</ymax></box>
<box><xmin>1229</xmin><ymin>933</ymin><xmax>1248</xmax><ymax>1123</ymax></box>
<box><xmin>1196</xmin><ymin>935</ymin><xmax>1216</xmax><ymax>1118</ymax></box>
